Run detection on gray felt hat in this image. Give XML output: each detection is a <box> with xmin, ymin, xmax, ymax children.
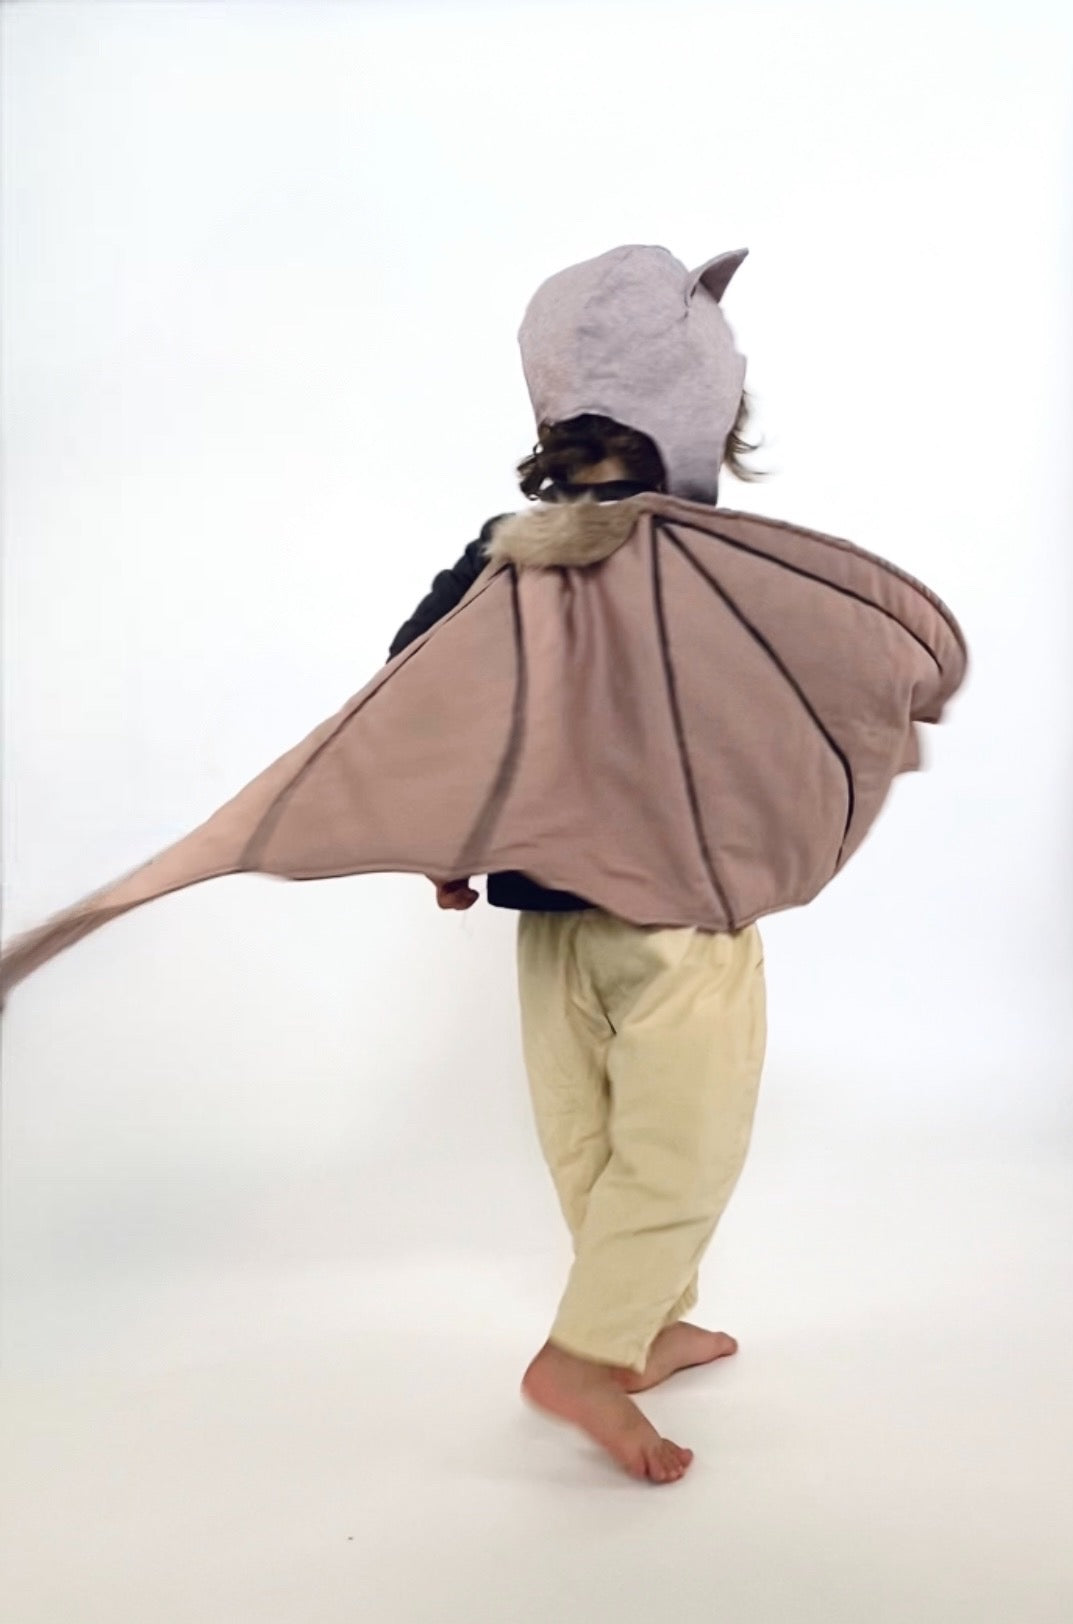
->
<box><xmin>518</xmin><ymin>244</ymin><xmax>747</xmax><ymax>504</ymax></box>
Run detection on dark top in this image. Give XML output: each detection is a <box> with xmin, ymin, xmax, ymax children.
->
<box><xmin>388</xmin><ymin>481</ymin><xmax>652</xmax><ymax>914</ymax></box>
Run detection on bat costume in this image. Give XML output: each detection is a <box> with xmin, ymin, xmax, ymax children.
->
<box><xmin>1</xmin><ymin>246</ymin><xmax>966</xmax><ymax>1371</ymax></box>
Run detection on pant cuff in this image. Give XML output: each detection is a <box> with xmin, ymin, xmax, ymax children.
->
<box><xmin>664</xmin><ymin>1281</ymin><xmax>699</xmax><ymax>1326</ymax></box>
<box><xmin>548</xmin><ymin>1319</ymin><xmax>657</xmax><ymax>1375</ymax></box>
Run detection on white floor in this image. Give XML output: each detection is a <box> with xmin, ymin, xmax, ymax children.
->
<box><xmin>2</xmin><ymin>1140</ymin><xmax>1071</xmax><ymax>1624</ymax></box>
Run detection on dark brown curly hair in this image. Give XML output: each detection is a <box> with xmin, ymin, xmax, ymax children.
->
<box><xmin>517</xmin><ymin>393</ymin><xmax>764</xmax><ymax>500</ymax></box>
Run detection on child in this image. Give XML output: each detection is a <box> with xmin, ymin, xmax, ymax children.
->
<box><xmin>390</xmin><ymin>410</ymin><xmax>766</xmax><ymax>1484</ymax></box>
<box><xmin>1</xmin><ymin>247</ymin><xmax>966</xmax><ymax>1489</ymax></box>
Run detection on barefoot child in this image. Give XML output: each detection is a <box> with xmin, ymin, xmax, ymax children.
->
<box><xmin>385</xmin><ymin>243</ymin><xmax>959</xmax><ymax>1483</ymax></box>
<box><xmin>2</xmin><ymin>247</ymin><xmax>966</xmax><ymax>1486</ymax></box>
<box><xmin>391</xmin><ymin>415</ymin><xmax>766</xmax><ymax>1484</ymax></box>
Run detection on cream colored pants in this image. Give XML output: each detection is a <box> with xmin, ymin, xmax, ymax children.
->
<box><xmin>517</xmin><ymin>910</ymin><xmax>766</xmax><ymax>1374</ymax></box>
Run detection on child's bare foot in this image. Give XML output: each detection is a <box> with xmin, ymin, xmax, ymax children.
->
<box><xmin>522</xmin><ymin>1343</ymin><xmax>694</xmax><ymax>1484</ymax></box>
<box><xmin>617</xmin><ymin>1322</ymin><xmax>738</xmax><ymax>1394</ymax></box>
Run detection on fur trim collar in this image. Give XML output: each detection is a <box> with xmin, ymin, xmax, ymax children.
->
<box><xmin>487</xmin><ymin>497</ymin><xmax>646</xmax><ymax>570</ymax></box>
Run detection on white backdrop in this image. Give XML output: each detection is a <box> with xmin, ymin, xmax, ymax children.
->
<box><xmin>2</xmin><ymin>5</ymin><xmax>1072</xmax><ymax>1620</ymax></box>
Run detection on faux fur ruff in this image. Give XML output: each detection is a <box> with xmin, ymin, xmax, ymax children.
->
<box><xmin>487</xmin><ymin>497</ymin><xmax>646</xmax><ymax>570</ymax></box>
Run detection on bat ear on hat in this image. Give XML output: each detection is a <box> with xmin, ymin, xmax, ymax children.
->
<box><xmin>687</xmin><ymin>248</ymin><xmax>749</xmax><ymax>305</ymax></box>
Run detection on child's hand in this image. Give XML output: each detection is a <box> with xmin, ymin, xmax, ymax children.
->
<box><xmin>429</xmin><ymin>877</ymin><xmax>479</xmax><ymax>911</ymax></box>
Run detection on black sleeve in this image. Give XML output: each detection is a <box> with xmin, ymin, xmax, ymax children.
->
<box><xmin>387</xmin><ymin>517</ymin><xmax>506</xmax><ymax>660</ymax></box>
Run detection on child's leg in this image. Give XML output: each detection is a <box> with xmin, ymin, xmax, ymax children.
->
<box><xmin>519</xmin><ymin>913</ymin><xmax>764</xmax><ymax>1481</ymax></box>
<box><xmin>549</xmin><ymin>917</ymin><xmax>766</xmax><ymax>1375</ymax></box>
<box><xmin>516</xmin><ymin>912</ymin><xmax>614</xmax><ymax>1243</ymax></box>
<box><xmin>518</xmin><ymin>916</ymin><xmax>696</xmax><ymax>1484</ymax></box>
